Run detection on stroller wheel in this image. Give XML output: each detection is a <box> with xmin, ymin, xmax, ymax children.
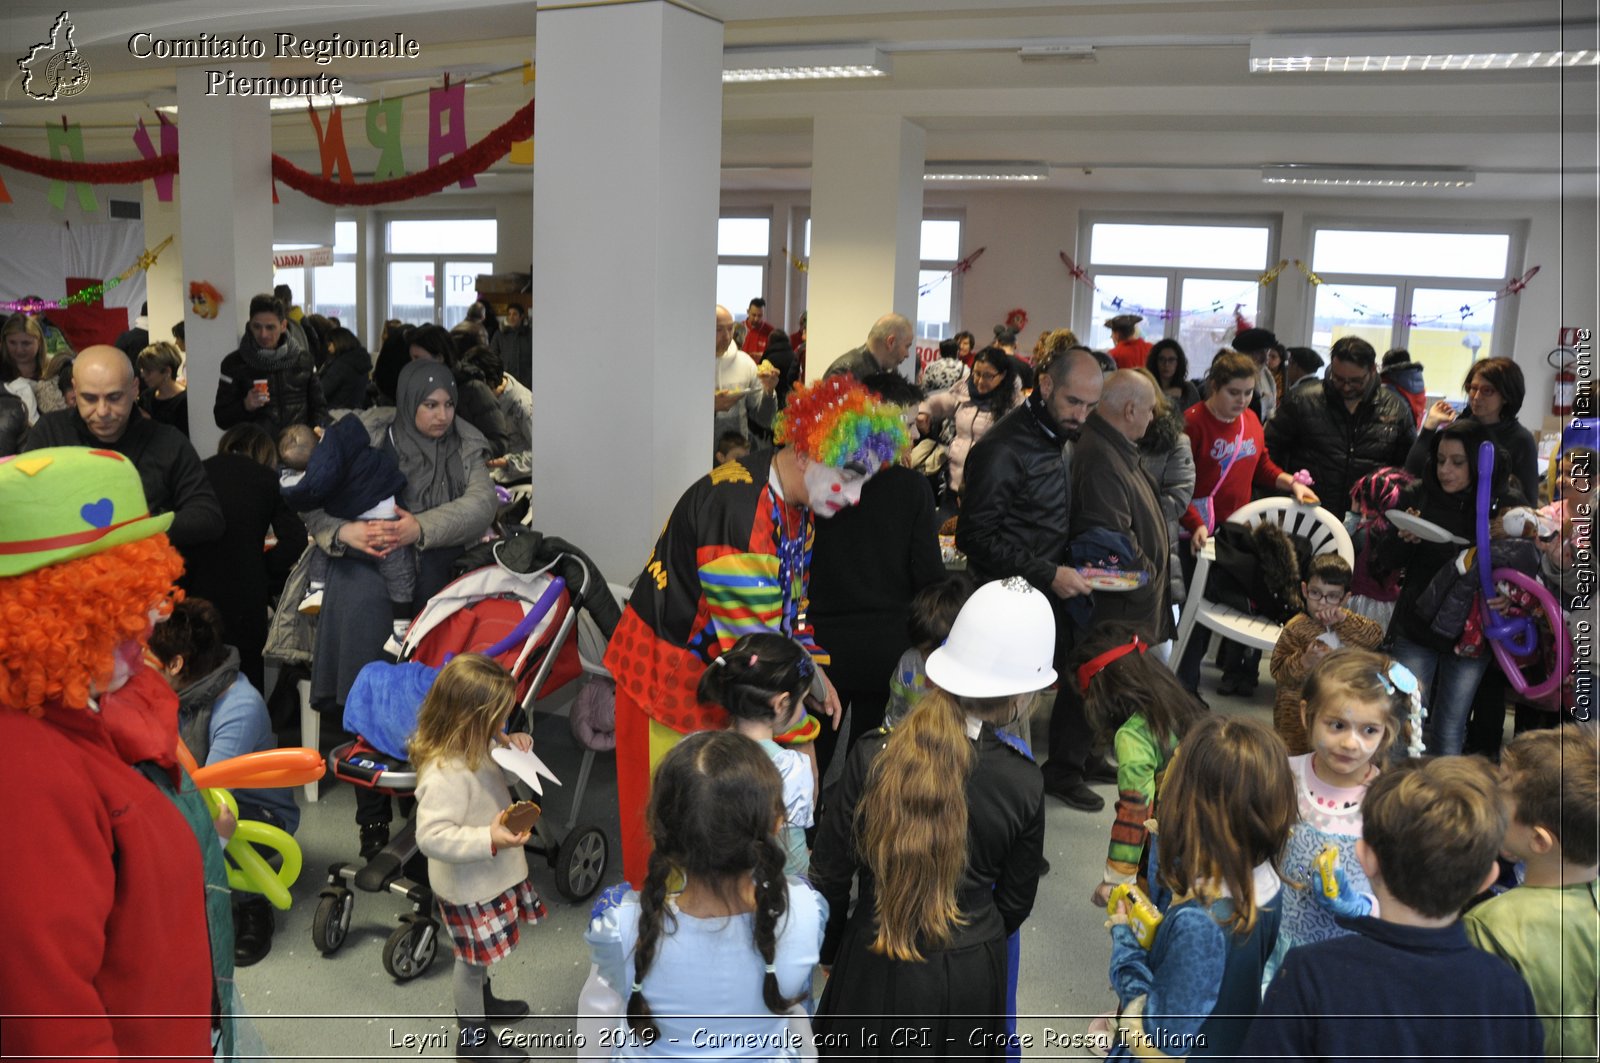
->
<box><xmin>554</xmin><ymin>826</ymin><xmax>609</xmax><ymax>902</ymax></box>
<box><xmin>312</xmin><ymin>889</ymin><xmax>354</xmax><ymax>955</ymax></box>
<box><xmin>382</xmin><ymin>915</ymin><xmax>439</xmax><ymax>982</ymax></box>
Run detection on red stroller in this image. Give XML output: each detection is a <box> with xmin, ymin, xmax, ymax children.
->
<box><xmin>311</xmin><ymin>552</ymin><xmax>612</xmax><ymax>981</ymax></box>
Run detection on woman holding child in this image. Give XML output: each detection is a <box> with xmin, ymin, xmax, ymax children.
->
<box><xmin>306</xmin><ymin>358</ymin><xmax>498</xmax><ymax>855</ymax></box>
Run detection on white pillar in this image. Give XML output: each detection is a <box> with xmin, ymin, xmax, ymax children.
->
<box><xmin>141</xmin><ymin>181</ymin><xmax>183</xmax><ymax>370</ymax></box>
<box><xmin>176</xmin><ymin>65</ymin><xmax>273</xmax><ymax>459</ymax></box>
<box><xmin>805</xmin><ymin>115</ymin><xmax>926</xmax><ymax>379</ymax></box>
<box><xmin>529</xmin><ymin>0</ymin><xmax>723</xmax><ymax>581</ymax></box>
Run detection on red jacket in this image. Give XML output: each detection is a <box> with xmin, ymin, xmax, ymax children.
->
<box><xmin>1181</xmin><ymin>401</ymin><xmax>1285</xmax><ymax>533</ymax></box>
<box><xmin>1108</xmin><ymin>338</ymin><xmax>1152</xmax><ymax>370</ymax></box>
<box><xmin>740</xmin><ymin>318</ymin><xmax>773</xmax><ymax>358</ymax></box>
<box><xmin>0</xmin><ymin>682</ymin><xmax>215</xmax><ymax>1062</ymax></box>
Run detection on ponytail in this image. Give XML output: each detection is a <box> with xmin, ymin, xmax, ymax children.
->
<box><xmin>695</xmin><ymin>633</ymin><xmax>811</xmax><ymax>724</ymax></box>
<box><xmin>750</xmin><ymin>833</ymin><xmax>806</xmax><ymax>1015</ymax></box>
<box><xmin>625</xmin><ymin>849</ymin><xmax>673</xmax><ymax>1040</ymax></box>
<box><xmin>856</xmin><ymin>689</ymin><xmax>975</xmax><ymax>960</ymax></box>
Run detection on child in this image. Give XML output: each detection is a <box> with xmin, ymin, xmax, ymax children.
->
<box><xmin>1264</xmin><ymin>649</ymin><xmax>1423</xmax><ymax>987</ymax></box>
<box><xmin>812</xmin><ymin>577</ymin><xmax>1051</xmax><ymax>1056</ymax></box>
<box><xmin>1345</xmin><ymin>466</ymin><xmax>1415</xmax><ymax>630</ymax></box>
<box><xmin>1073</xmin><ymin>623</ymin><xmax>1207</xmax><ymax>909</ymax></box>
<box><xmin>277</xmin><ymin>420</ymin><xmax>415</xmax><ymax>653</ymax></box>
<box><xmin>696</xmin><ymin>633</ymin><xmax>816</xmax><ymax>877</ymax></box>
<box><xmin>1268</xmin><ymin>555</ymin><xmax>1385</xmax><ymax>755</ymax></box>
<box><xmin>884</xmin><ymin>573</ymin><xmax>973</xmax><ymax>728</ymax></box>
<box><xmin>715</xmin><ymin>430</ymin><xmax>750</xmax><ymax>467</ymax></box>
<box><xmin>1099</xmin><ymin>715</ymin><xmax>1294</xmax><ymax>1060</ymax></box>
<box><xmin>1246</xmin><ymin>755</ymin><xmax>1544</xmax><ymax>1059</ymax></box>
<box><xmin>412</xmin><ymin>654</ymin><xmax>546</xmax><ymax>1061</ymax></box>
<box><xmin>1465</xmin><ymin>725</ymin><xmax>1599</xmax><ymax>1061</ymax></box>
<box><xmin>584</xmin><ymin>730</ymin><xmax>825</xmax><ymax>1058</ymax></box>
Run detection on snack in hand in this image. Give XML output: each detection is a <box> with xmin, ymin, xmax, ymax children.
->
<box><xmin>1107</xmin><ymin>883</ymin><xmax>1164</xmax><ymax>949</ymax></box>
<box><xmin>501</xmin><ymin>800</ymin><xmax>541</xmax><ymax>835</ymax></box>
<box><xmin>1317</xmin><ymin>845</ymin><xmax>1341</xmax><ymax>899</ymax></box>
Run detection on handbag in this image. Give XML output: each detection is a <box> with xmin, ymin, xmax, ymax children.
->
<box><xmin>1190</xmin><ymin>420</ymin><xmax>1247</xmax><ymax>535</ymax></box>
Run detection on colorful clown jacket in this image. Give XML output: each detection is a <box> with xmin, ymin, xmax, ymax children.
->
<box><xmin>604</xmin><ymin>450</ymin><xmax>827</xmax><ymax>735</ymax></box>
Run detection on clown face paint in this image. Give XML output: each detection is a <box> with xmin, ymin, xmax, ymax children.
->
<box><xmin>803</xmin><ymin>456</ymin><xmax>879</xmax><ymax>517</ymax></box>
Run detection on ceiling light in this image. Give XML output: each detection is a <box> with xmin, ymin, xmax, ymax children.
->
<box><xmin>154</xmin><ymin>92</ymin><xmax>368</xmax><ymax>116</ymax></box>
<box><xmin>723</xmin><ymin>45</ymin><xmax>890</xmax><ymax>84</ymax></box>
<box><xmin>1017</xmin><ymin>44</ymin><xmax>1096</xmax><ymax>62</ymax></box>
<box><xmin>925</xmin><ymin>162</ymin><xmax>1049</xmax><ymax>182</ymax></box>
<box><xmin>1249</xmin><ymin>25</ymin><xmax>1598</xmax><ymax>73</ymax></box>
<box><xmin>1261</xmin><ymin>164</ymin><xmax>1475</xmax><ymax>188</ymax></box>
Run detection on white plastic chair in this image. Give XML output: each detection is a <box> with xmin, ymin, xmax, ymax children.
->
<box><xmin>1172</xmin><ymin>498</ymin><xmax>1355</xmax><ymax>662</ymax></box>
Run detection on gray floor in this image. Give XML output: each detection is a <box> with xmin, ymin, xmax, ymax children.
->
<box><xmin>234</xmin><ymin>662</ymin><xmax>1277</xmax><ymax>1060</ymax></box>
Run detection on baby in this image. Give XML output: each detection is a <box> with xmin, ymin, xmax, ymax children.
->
<box><xmin>278</xmin><ymin>421</ymin><xmax>416</xmax><ymax>653</ymax></box>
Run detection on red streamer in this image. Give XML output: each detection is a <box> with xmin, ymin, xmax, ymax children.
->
<box><xmin>0</xmin><ymin>99</ymin><xmax>536</xmax><ymax>207</ymax></box>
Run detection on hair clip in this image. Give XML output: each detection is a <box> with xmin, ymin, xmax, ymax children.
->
<box><xmin>630</xmin><ymin>981</ymin><xmax>642</xmax><ymax>992</ymax></box>
<box><xmin>1377</xmin><ymin>660</ymin><xmax>1427</xmax><ymax>757</ymax></box>
<box><xmin>712</xmin><ymin>656</ymin><xmax>726</xmax><ymax>668</ymax></box>
<box><xmin>749</xmin><ymin>654</ymin><xmax>759</xmax><ymax>667</ymax></box>
<box><xmin>764</xmin><ymin>964</ymin><xmax>777</xmax><ymax>974</ymax></box>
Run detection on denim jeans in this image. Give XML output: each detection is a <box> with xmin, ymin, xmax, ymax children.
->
<box><xmin>1390</xmin><ymin>635</ymin><xmax>1492</xmax><ymax>756</ymax></box>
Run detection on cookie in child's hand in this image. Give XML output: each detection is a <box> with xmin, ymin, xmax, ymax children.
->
<box><xmin>501</xmin><ymin>800</ymin><xmax>541</xmax><ymax>835</ymax></box>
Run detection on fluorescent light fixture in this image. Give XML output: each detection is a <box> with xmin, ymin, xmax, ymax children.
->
<box><xmin>723</xmin><ymin>45</ymin><xmax>890</xmax><ymax>84</ymax></box>
<box><xmin>1018</xmin><ymin>44</ymin><xmax>1096</xmax><ymax>62</ymax></box>
<box><xmin>1261</xmin><ymin>164</ymin><xmax>1475</xmax><ymax>188</ymax></box>
<box><xmin>154</xmin><ymin>92</ymin><xmax>367</xmax><ymax>116</ymax></box>
<box><xmin>1249</xmin><ymin>25</ymin><xmax>1598</xmax><ymax>73</ymax></box>
<box><xmin>925</xmin><ymin>162</ymin><xmax>1050</xmax><ymax>182</ymax></box>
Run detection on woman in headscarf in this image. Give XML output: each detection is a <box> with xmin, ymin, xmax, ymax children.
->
<box><xmin>305</xmin><ymin>358</ymin><xmax>498</xmax><ymax>856</ymax></box>
<box><xmin>408</xmin><ymin>323</ymin><xmax>511</xmax><ymax>458</ymax></box>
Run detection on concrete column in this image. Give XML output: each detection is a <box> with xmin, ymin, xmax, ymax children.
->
<box><xmin>177</xmin><ymin>64</ymin><xmax>273</xmax><ymax>459</ymax></box>
<box><xmin>141</xmin><ymin>180</ymin><xmax>183</xmax><ymax>373</ymax></box>
<box><xmin>529</xmin><ymin>0</ymin><xmax>723</xmax><ymax>581</ymax></box>
<box><xmin>804</xmin><ymin>115</ymin><xmax>926</xmax><ymax>379</ymax></box>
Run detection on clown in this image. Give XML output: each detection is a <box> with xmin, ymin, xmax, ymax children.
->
<box><xmin>603</xmin><ymin>376</ymin><xmax>910</xmax><ymax>886</ymax></box>
<box><xmin>0</xmin><ymin>447</ymin><xmax>235</xmax><ymax>1059</ymax></box>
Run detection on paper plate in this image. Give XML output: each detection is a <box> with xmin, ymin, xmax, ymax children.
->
<box><xmin>1385</xmin><ymin>509</ymin><xmax>1468</xmax><ymax>545</ymax></box>
<box><xmin>1076</xmin><ymin>567</ymin><xmax>1147</xmax><ymax>592</ymax></box>
<box><xmin>491</xmin><ymin>746</ymin><xmax>562</xmax><ymax>795</ymax></box>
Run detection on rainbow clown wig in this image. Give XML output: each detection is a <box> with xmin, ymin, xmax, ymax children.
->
<box><xmin>776</xmin><ymin>376</ymin><xmax>910</xmax><ymax>470</ymax></box>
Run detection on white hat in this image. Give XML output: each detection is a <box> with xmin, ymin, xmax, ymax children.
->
<box><xmin>924</xmin><ymin>577</ymin><xmax>1058</xmax><ymax>698</ymax></box>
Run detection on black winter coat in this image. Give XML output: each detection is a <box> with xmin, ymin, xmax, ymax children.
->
<box><xmin>318</xmin><ymin>347</ymin><xmax>373</xmax><ymax>412</ymax></box>
<box><xmin>1375</xmin><ymin>481</ymin><xmax>1478</xmax><ymax>651</ymax></box>
<box><xmin>1264</xmin><ymin>378</ymin><xmax>1416</xmax><ymax>518</ymax></box>
<box><xmin>957</xmin><ymin>391</ymin><xmax>1070</xmax><ymax>589</ymax></box>
<box><xmin>0</xmin><ymin>392</ymin><xmax>26</xmax><ymax>457</ymax></box>
<box><xmin>214</xmin><ymin>330</ymin><xmax>328</xmax><ymax>437</ymax></box>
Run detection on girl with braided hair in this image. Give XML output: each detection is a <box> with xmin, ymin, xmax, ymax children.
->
<box><xmin>584</xmin><ymin>730</ymin><xmax>825</xmax><ymax>1059</ymax></box>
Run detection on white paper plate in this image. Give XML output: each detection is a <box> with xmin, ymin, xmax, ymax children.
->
<box><xmin>1385</xmin><ymin>509</ymin><xmax>1469</xmax><ymax>545</ymax></box>
<box><xmin>491</xmin><ymin>746</ymin><xmax>562</xmax><ymax>795</ymax></box>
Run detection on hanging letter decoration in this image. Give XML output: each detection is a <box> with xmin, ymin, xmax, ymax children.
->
<box><xmin>309</xmin><ymin>104</ymin><xmax>356</xmax><ymax>185</ymax></box>
<box><xmin>365</xmin><ymin>98</ymin><xmax>407</xmax><ymax>181</ymax></box>
<box><xmin>428</xmin><ymin>79</ymin><xmax>474</xmax><ymax>190</ymax></box>
<box><xmin>508</xmin><ymin>61</ymin><xmax>535</xmax><ymax>165</ymax></box>
<box><xmin>46</xmin><ymin>120</ymin><xmax>97</xmax><ymax>211</ymax></box>
<box><xmin>131</xmin><ymin>116</ymin><xmax>178</xmax><ymax>202</ymax></box>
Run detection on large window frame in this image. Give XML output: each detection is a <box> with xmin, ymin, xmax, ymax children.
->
<box><xmin>380</xmin><ymin>213</ymin><xmax>499</xmax><ymax>328</ymax></box>
<box><xmin>717</xmin><ymin>212</ymin><xmax>772</xmax><ymax>326</ymax></box>
<box><xmin>791</xmin><ymin>208</ymin><xmax>967</xmax><ymax>340</ymax></box>
<box><xmin>1302</xmin><ymin>217</ymin><xmax>1525</xmax><ymax>397</ymax></box>
<box><xmin>1076</xmin><ymin>212</ymin><xmax>1281</xmax><ymax>373</ymax></box>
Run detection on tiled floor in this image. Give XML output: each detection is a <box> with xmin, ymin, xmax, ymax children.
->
<box><xmin>235</xmin><ymin>661</ymin><xmax>1279</xmax><ymax>1060</ymax></box>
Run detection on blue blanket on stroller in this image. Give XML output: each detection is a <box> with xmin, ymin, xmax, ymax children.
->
<box><xmin>343</xmin><ymin>660</ymin><xmax>440</xmax><ymax>760</ymax></box>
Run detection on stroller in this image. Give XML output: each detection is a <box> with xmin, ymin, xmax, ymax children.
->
<box><xmin>310</xmin><ymin>546</ymin><xmax>614</xmax><ymax>982</ymax></box>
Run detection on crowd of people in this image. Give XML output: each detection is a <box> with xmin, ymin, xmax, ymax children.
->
<box><xmin>0</xmin><ymin>289</ymin><xmax>1592</xmax><ymax>1062</ymax></box>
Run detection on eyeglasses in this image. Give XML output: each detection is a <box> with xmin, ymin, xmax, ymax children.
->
<box><xmin>1305</xmin><ymin>588</ymin><xmax>1345</xmax><ymax>604</ymax></box>
<box><xmin>971</xmin><ymin>369</ymin><xmax>1004</xmax><ymax>383</ymax></box>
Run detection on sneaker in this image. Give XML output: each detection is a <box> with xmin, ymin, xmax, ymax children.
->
<box><xmin>298</xmin><ymin>587</ymin><xmax>324</xmax><ymax>616</ymax></box>
<box><xmin>359</xmin><ymin>821</ymin><xmax>391</xmax><ymax>861</ymax></box>
<box><xmin>1044</xmin><ymin>779</ymin><xmax>1105</xmax><ymax>812</ymax></box>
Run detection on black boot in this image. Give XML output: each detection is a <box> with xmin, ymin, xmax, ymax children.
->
<box><xmin>483</xmin><ymin>980</ymin><xmax>530</xmax><ymax>1022</ymax></box>
<box><xmin>457</xmin><ymin>1018</ymin><xmax>528</xmax><ymax>1061</ymax></box>
<box><xmin>233</xmin><ymin>894</ymin><xmax>275</xmax><ymax>967</ymax></box>
<box><xmin>359</xmin><ymin>821</ymin><xmax>391</xmax><ymax>861</ymax></box>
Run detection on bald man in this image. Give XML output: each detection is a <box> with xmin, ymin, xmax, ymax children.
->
<box><xmin>825</xmin><ymin>313</ymin><xmax>915</xmax><ymax>380</ymax></box>
<box><xmin>24</xmin><ymin>346</ymin><xmax>223</xmax><ymax>547</ymax></box>
<box><xmin>1070</xmin><ymin>369</ymin><xmax>1173</xmax><ymax>646</ymax></box>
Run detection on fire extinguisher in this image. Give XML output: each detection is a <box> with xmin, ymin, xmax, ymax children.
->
<box><xmin>1550</xmin><ymin>347</ymin><xmax>1576</xmax><ymax>417</ymax></box>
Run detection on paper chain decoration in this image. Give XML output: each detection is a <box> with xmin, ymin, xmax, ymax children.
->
<box><xmin>1294</xmin><ymin>259</ymin><xmax>1539</xmax><ymax>328</ymax></box>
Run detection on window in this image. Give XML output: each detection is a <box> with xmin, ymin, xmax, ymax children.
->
<box><xmin>1080</xmin><ymin>217</ymin><xmax>1277</xmax><ymax>373</ymax></box>
<box><xmin>271</xmin><ymin>220</ymin><xmax>360</xmax><ymax>332</ymax></box>
<box><xmin>796</xmin><ymin>214</ymin><xmax>965</xmax><ymax>340</ymax></box>
<box><xmin>383</xmin><ymin>216</ymin><xmax>497</xmax><ymax>328</ymax></box>
<box><xmin>718</xmin><ymin>215</ymin><xmax>769</xmax><ymax>323</ymax></box>
<box><xmin>1307</xmin><ymin>225</ymin><xmax>1514</xmax><ymax>393</ymax></box>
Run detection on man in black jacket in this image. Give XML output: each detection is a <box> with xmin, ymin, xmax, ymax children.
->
<box><xmin>23</xmin><ymin>346</ymin><xmax>223</xmax><ymax>549</ymax></box>
<box><xmin>214</xmin><ymin>294</ymin><xmax>327</xmax><ymax>437</ymax></box>
<box><xmin>958</xmin><ymin>347</ymin><xmax>1113</xmax><ymax>811</ymax></box>
<box><xmin>1264</xmin><ymin>335</ymin><xmax>1416</xmax><ymax>519</ymax></box>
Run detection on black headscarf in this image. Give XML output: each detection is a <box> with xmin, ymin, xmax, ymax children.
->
<box><xmin>392</xmin><ymin>359</ymin><xmax>465</xmax><ymax>512</ymax></box>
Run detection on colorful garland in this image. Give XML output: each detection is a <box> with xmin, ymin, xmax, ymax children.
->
<box><xmin>0</xmin><ymin>100</ymin><xmax>535</xmax><ymax>207</ymax></box>
<box><xmin>1294</xmin><ymin>259</ymin><xmax>1539</xmax><ymax>327</ymax></box>
<box><xmin>917</xmin><ymin>246</ymin><xmax>986</xmax><ymax>297</ymax></box>
<box><xmin>776</xmin><ymin>376</ymin><xmax>909</xmax><ymax>470</ymax></box>
<box><xmin>2</xmin><ymin>235</ymin><xmax>174</xmax><ymax>312</ymax></box>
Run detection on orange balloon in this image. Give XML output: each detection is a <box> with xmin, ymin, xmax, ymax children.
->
<box><xmin>189</xmin><ymin>747</ymin><xmax>324</xmax><ymax>790</ymax></box>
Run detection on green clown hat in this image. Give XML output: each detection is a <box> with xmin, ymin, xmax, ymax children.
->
<box><xmin>0</xmin><ymin>447</ymin><xmax>174</xmax><ymax>578</ymax></box>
